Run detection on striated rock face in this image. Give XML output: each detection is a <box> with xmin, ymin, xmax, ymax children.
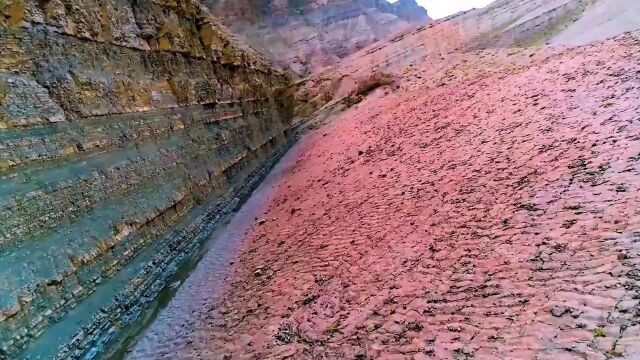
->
<box><xmin>204</xmin><ymin>0</ymin><xmax>431</xmax><ymax>75</ymax></box>
<box><xmin>0</xmin><ymin>0</ymin><xmax>294</xmax><ymax>357</ymax></box>
<box><xmin>295</xmin><ymin>0</ymin><xmax>640</xmax><ymax>117</ymax></box>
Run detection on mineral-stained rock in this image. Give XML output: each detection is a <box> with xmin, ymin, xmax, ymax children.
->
<box><xmin>0</xmin><ymin>0</ymin><xmax>294</xmax><ymax>357</ymax></box>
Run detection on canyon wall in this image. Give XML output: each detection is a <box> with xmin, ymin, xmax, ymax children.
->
<box><xmin>0</xmin><ymin>0</ymin><xmax>293</xmax><ymax>357</ymax></box>
<box><xmin>295</xmin><ymin>0</ymin><xmax>640</xmax><ymax>117</ymax></box>
<box><xmin>205</xmin><ymin>0</ymin><xmax>431</xmax><ymax>75</ymax></box>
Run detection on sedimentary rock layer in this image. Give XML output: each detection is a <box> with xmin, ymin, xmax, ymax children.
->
<box><xmin>204</xmin><ymin>0</ymin><xmax>430</xmax><ymax>74</ymax></box>
<box><xmin>0</xmin><ymin>0</ymin><xmax>293</xmax><ymax>357</ymax></box>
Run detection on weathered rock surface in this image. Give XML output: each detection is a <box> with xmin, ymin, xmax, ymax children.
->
<box><xmin>204</xmin><ymin>0</ymin><xmax>431</xmax><ymax>74</ymax></box>
<box><xmin>128</xmin><ymin>29</ymin><xmax>640</xmax><ymax>359</ymax></box>
<box><xmin>0</xmin><ymin>0</ymin><xmax>293</xmax><ymax>357</ymax></box>
<box><xmin>296</xmin><ymin>0</ymin><xmax>640</xmax><ymax>116</ymax></box>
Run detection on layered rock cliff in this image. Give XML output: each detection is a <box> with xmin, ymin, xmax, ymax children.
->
<box><xmin>0</xmin><ymin>0</ymin><xmax>293</xmax><ymax>358</ymax></box>
<box><xmin>204</xmin><ymin>0</ymin><xmax>431</xmax><ymax>74</ymax></box>
<box><xmin>296</xmin><ymin>0</ymin><xmax>640</xmax><ymax>117</ymax></box>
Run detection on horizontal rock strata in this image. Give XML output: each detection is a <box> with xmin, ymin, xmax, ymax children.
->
<box><xmin>204</xmin><ymin>0</ymin><xmax>431</xmax><ymax>74</ymax></box>
<box><xmin>0</xmin><ymin>0</ymin><xmax>293</xmax><ymax>357</ymax></box>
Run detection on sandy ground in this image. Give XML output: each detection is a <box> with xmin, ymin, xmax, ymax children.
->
<box><xmin>129</xmin><ymin>32</ymin><xmax>640</xmax><ymax>359</ymax></box>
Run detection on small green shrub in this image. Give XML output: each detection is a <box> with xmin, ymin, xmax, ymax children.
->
<box><xmin>593</xmin><ymin>327</ymin><xmax>605</xmax><ymax>337</ymax></box>
<box><xmin>355</xmin><ymin>73</ymin><xmax>395</xmax><ymax>96</ymax></box>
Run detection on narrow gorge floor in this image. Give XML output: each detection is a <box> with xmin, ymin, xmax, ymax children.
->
<box><xmin>129</xmin><ymin>33</ymin><xmax>640</xmax><ymax>360</ymax></box>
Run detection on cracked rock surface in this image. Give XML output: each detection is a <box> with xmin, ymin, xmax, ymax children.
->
<box><xmin>130</xmin><ymin>32</ymin><xmax>640</xmax><ymax>359</ymax></box>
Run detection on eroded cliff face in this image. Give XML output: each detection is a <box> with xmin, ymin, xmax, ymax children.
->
<box><xmin>204</xmin><ymin>0</ymin><xmax>431</xmax><ymax>75</ymax></box>
<box><xmin>0</xmin><ymin>0</ymin><xmax>294</xmax><ymax>357</ymax></box>
<box><xmin>295</xmin><ymin>0</ymin><xmax>640</xmax><ymax>117</ymax></box>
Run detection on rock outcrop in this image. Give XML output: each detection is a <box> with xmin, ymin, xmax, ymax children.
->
<box><xmin>295</xmin><ymin>0</ymin><xmax>640</xmax><ymax>117</ymax></box>
<box><xmin>0</xmin><ymin>0</ymin><xmax>293</xmax><ymax>358</ymax></box>
<box><xmin>204</xmin><ymin>0</ymin><xmax>431</xmax><ymax>74</ymax></box>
